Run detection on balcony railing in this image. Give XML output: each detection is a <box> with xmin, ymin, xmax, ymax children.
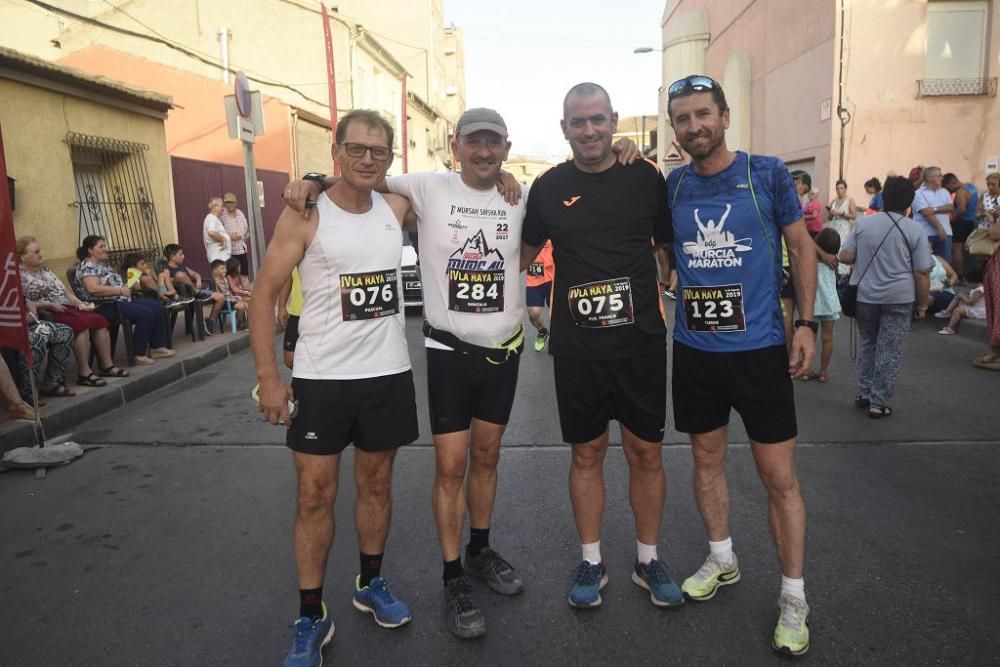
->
<box><xmin>917</xmin><ymin>77</ymin><xmax>998</xmax><ymax>97</ymax></box>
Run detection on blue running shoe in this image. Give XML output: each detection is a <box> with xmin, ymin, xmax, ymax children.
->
<box><xmin>568</xmin><ymin>560</ymin><xmax>608</xmax><ymax>608</ymax></box>
<box><xmin>283</xmin><ymin>603</ymin><xmax>334</xmax><ymax>667</ymax></box>
<box><xmin>632</xmin><ymin>559</ymin><xmax>685</xmax><ymax>608</ymax></box>
<box><xmin>352</xmin><ymin>575</ymin><xmax>412</xmax><ymax>628</ymax></box>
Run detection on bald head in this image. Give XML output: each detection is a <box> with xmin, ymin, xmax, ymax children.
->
<box><xmin>563</xmin><ymin>82</ymin><xmax>613</xmax><ymax>119</ymax></box>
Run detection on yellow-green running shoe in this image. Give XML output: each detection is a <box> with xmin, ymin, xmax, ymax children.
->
<box><xmin>772</xmin><ymin>593</ymin><xmax>810</xmax><ymax>656</ymax></box>
<box><xmin>681</xmin><ymin>553</ymin><xmax>741</xmax><ymax>601</ymax></box>
<box><xmin>534</xmin><ymin>329</ymin><xmax>548</xmax><ymax>352</ymax></box>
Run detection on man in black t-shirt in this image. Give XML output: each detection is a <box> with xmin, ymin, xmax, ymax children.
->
<box><xmin>520</xmin><ymin>82</ymin><xmax>681</xmax><ymax>610</ymax></box>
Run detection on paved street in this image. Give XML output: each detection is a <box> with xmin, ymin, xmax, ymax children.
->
<box><xmin>2</xmin><ymin>309</ymin><xmax>999</xmax><ymax>665</ymax></box>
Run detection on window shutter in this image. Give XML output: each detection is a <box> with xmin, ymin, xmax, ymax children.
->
<box><xmin>925</xmin><ymin>1</ymin><xmax>988</xmax><ymax>80</ymax></box>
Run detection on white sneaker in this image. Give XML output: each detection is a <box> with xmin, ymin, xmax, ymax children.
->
<box><xmin>680</xmin><ymin>552</ymin><xmax>740</xmax><ymax>601</ymax></box>
<box><xmin>938</xmin><ymin>327</ymin><xmax>955</xmax><ymax>335</ymax></box>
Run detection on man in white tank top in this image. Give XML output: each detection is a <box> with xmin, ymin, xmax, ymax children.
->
<box><xmin>286</xmin><ymin>110</ymin><xmax>640</xmax><ymax>640</ymax></box>
<box><xmin>249</xmin><ymin>110</ymin><xmax>419</xmax><ymax>667</ymax></box>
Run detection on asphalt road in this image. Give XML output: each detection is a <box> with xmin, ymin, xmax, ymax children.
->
<box><xmin>2</xmin><ymin>309</ymin><xmax>999</xmax><ymax>665</ymax></box>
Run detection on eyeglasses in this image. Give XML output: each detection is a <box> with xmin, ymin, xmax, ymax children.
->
<box><xmin>341</xmin><ymin>142</ymin><xmax>391</xmax><ymax>160</ymax></box>
<box><xmin>667</xmin><ymin>75</ymin><xmax>720</xmax><ymax>100</ymax></box>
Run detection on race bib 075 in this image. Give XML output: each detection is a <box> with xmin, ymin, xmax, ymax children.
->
<box><xmin>682</xmin><ymin>283</ymin><xmax>746</xmax><ymax>333</ymax></box>
<box><xmin>340</xmin><ymin>269</ymin><xmax>400</xmax><ymax>321</ymax></box>
<box><xmin>567</xmin><ymin>277</ymin><xmax>634</xmax><ymax>328</ymax></box>
<box><xmin>448</xmin><ymin>269</ymin><xmax>504</xmax><ymax>313</ymax></box>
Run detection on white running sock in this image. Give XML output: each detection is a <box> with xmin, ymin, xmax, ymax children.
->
<box><xmin>636</xmin><ymin>540</ymin><xmax>658</xmax><ymax>565</ymax></box>
<box><xmin>781</xmin><ymin>575</ymin><xmax>806</xmax><ymax>603</ymax></box>
<box><xmin>581</xmin><ymin>541</ymin><xmax>601</xmax><ymax>565</ymax></box>
<box><xmin>709</xmin><ymin>537</ymin><xmax>734</xmax><ymax>564</ymax></box>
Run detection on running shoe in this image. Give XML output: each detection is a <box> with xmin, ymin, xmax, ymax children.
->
<box><xmin>772</xmin><ymin>593</ymin><xmax>810</xmax><ymax>656</ymax></box>
<box><xmin>933</xmin><ymin>311</ymin><xmax>950</xmax><ymax>319</ymax></box>
<box><xmin>664</xmin><ymin>289</ymin><xmax>676</xmax><ymax>300</ymax></box>
<box><xmin>938</xmin><ymin>327</ymin><xmax>955</xmax><ymax>335</ymax></box>
<box><xmin>465</xmin><ymin>547</ymin><xmax>524</xmax><ymax>596</ymax></box>
<box><xmin>568</xmin><ymin>560</ymin><xmax>608</xmax><ymax>608</ymax></box>
<box><xmin>352</xmin><ymin>575</ymin><xmax>412</xmax><ymax>628</ymax></box>
<box><xmin>534</xmin><ymin>330</ymin><xmax>548</xmax><ymax>352</ymax></box>
<box><xmin>681</xmin><ymin>553</ymin><xmax>741</xmax><ymax>601</ymax></box>
<box><xmin>443</xmin><ymin>575</ymin><xmax>486</xmax><ymax>639</ymax></box>
<box><xmin>195</xmin><ymin>289</ymin><xmax>215</xmax><ymax>302</ymax></box>
<box><xmin>283</xmin><ymin>603</ymin><xmax>335</xmax><ymax>667</ymax></box>
<box><xmin>631</xmin><ymin>559</ymin><xmax>684</xmax><ymax>607</ymax></box>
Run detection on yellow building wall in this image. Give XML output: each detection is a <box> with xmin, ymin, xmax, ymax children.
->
<box><xmin>0</xmin><ymin>79</ymin><xmax>175</xmax><ymax>277</ymax></box>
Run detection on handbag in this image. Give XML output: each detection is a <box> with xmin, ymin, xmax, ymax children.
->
<box><xmin>965</xmin><ymin>226</ymin><xmax>1000</xmax><ymax>258</ymax></box>
<box><xmin>841</xmin><ymin>213</ymin><xmax>906</xmax><ymax>318</ymax></box>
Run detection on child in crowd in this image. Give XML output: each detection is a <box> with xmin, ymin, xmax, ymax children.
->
<box><xmin>937</xmin><ymin>267</ymin><xmax>986</xmax><ymax>335</ymax></box>
<box><xmin>122</xmin><ymin>253</ymin><xmax>192</xmax><ymax>308</ymax></box>
<box><xmin>803</xmin><ymin>228</ymin><xmax>841</xmax><ymax>382</ymax></box>
<box><xmin>211</xmin><ymin>259</ymin><xmax>248</xmax><ymax>328</ymax></box>
<box><xmin>163</xmin><ymin>243</ymin><xmax>226</xmax><ymax>334</ymax></box>
<box><xmin>803</xmin><ymin>188</ymin><xmax>824</xmax><ymax>236</ymax></box>
<box><xmin>225</xmin><ymin>257</ymin><xmax>252</xmax><ymax>300</ymax></box>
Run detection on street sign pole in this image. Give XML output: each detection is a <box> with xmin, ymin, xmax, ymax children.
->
<box><xmin>242</xmin><ymin>138</ymin><xmax>266</xmax><ymax>276</ymax></box>
<box><xmin>229</xmin><ymin>72</ymin><xmax>266</xmax><ymax>278</ymax></box>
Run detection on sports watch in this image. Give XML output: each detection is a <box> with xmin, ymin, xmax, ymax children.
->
<box><xmin>302</xmin><ymin>172</ymin><xmax>326</xmax><ymax>187</ymax></box>
<box><xmin>794</xmin><ymin>319</ymin><xmax>819</xmax><ymax>333</ymax></box>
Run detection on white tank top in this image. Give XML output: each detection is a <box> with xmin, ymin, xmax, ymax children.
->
<box><xmin>293</xmin><ymin>191</ymin><xmax>411</xmax><ymax>380</ymax></box>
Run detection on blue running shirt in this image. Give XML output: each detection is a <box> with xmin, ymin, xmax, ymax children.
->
<box><xmin>667</xmin><ymin>152</ymin><xmax>802</xmax><ymax>352</ymax></box>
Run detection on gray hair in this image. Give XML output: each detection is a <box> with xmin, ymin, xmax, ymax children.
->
<box><xmin>922</xmin><ymin>166</ymin><xmax>941</xmax><ymax>181</ymax></box>
<box><xmin>208</xmin><ymin>197</ymin><xmax>223</xmax><ymax>210</ymax></box>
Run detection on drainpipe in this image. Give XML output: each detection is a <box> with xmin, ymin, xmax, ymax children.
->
<box><xmin>836</xmin><ymin>0</ymin><xmax>851</xmax><ymax>181</ymax></box>
<box><xmin>218</xmin><ymin>26</ymin><xmax>231</xmax><ymax>84</ymax></box>
<box><xmin>401</xmin><ymin>76</ymin><xmax>408</xmax><ymax>173</ymax></box>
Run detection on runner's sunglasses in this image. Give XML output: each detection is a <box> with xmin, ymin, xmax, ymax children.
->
<box><xmin>667</xmin><ymin>75</ymin><xmax>720</xmax><ymax>100</ymax></box>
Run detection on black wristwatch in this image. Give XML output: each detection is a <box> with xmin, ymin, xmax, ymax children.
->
<box><xmin>302</xmin><ymin>172</ymin><xmax>326</xmax><ymax>187</ymax></box>
<box><xmin>794</xmin><ymin>319</ymin><xmax>819</xmax><ymax>333</ymax></box>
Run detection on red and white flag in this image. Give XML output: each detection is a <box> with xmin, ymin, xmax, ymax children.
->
<box><xmin>0</xmin><ymin>121</ymin><xmax>30</xmax><ymax>355</ymax></box>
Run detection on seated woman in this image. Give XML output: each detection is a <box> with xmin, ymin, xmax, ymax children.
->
<box><xmin>18</xmin><ymin>302</ymin><xmax>77</xmax><ymax>399</ymax></box>
<box><xmin>74</xmin><ymin>235</ymin><xmax>175</xmax><ymax>366</ymax></box>
<box><xmin>926</xmin><ymin>246</ymin><xmax>958</xmax><ymax>315</ymax></box>
<box><xmin>18</xmin><ymin>236</ymin><xmax>126</xmax><ymax>386</ymax></box>
<box><xmin>0</xmin><ymin>353</ymin><xmax>36</xmax><ymax>422</ymax></box>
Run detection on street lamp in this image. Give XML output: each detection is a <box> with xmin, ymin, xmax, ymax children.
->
<box><xmin>632</xmin><ymin>47</ymin><xmax>663</xmax><ymax>154</ymax></box>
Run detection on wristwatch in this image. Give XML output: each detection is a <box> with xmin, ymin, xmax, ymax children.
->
<box><xmin>794</xmin><ymin>319</ymin><xmax>819</xmax><ymax>333</ymax></box>
<box><xmin>302</xmin><ymin>172</ymin><xmax>326</xmax><ymax>187</ymax></box>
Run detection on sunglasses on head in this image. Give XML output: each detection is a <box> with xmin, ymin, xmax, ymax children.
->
<box><xmin>667</xmin><ymin>75</ymin><xmax>720</xmax><ymax>100</ymax></box>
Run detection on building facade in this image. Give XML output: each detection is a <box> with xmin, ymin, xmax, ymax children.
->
<box><xmin>0</xmin><ymin>47</ymin><xmax>173</xmax><ymax>277</ymax></box>
<box><xmin>658</xmin><ymin>0</ymin><xmax>999</xmax><ymax>202</ymax></box>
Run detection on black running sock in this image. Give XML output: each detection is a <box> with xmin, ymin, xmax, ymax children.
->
<box><xmin>299</xmin><ymin>587</ymin><xmax>323</xmax><ymax>620</ymax></box>
<box><xmin>467</xmin><ymin>527</ymin><xmax>491</xmax><ymax>558</ymax></box>
<box><xmin>443</xmin><ymin>557</ymin><xmax>464</xmax><ymax>584</ymax></box>
<box><xmin>359</xmin><ymin>552</ymin><xmax>384</xmax><ymax>588</ymax></box>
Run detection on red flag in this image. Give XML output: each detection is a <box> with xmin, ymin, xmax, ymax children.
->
<box><xmin>0</xmin><ymin>121</ymin><xmax>30</xmax><ymax>355</ymax></box>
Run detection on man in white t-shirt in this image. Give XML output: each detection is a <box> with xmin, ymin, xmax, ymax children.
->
<box><xmin>912</xmin><ymin>166</ymin><xmax>954</xmax><ymax>260</ymax></box>
<box><xmin>202</xmin><ymin>197</ymin><xmax>231</xmax><ymax>263</ymax></box>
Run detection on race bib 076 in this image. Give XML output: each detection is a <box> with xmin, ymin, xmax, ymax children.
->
<box><xmin>339</xmin><ymin>269</ymin><xmax>400</xmax><ymax>321</ymax></box>
<box><xmin>448</xmin><ymin>269</ymin><xmax>504</xmax><ymax>313</ymax></box>
<box><xmin>682</xmin><ymin>283</ymin><xmax>746</xmax><ymax>333</ymax></box>
<box><xmin>567</xmin><ymin>277</ymin><xmax>634</xmax><ymax>328</ymax></box>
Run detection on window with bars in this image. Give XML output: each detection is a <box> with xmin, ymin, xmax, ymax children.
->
<box><xmin>920</xmin><ymin>0</ymin><xmax>995</xmax><ymax>97</ymax></box>
<box><xmin>66</xmin><ymin>132</ymin><xmax>164</xmax><ymax>268</ymax></box>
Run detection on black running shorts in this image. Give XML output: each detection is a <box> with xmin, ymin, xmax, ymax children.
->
<box><xmin>287</xmin><ymin>371</ymin><xmax>419</xmax><ymax>455</ymax></box>
<box><xmin>426</xmin><ymin>348</ymin><xmax>521</xmax><ymax>434</ymax></box>
<box><xmin>283</xmin><ymin>315</ymin><xmax>300</xmax><ymax>352</ymax></box>
<box><xmin>525</xmin><ymin>282</ymin><xmax>552</xmax><ymax>308</ymax></box>
<box><xmin>671</xmin><ymin>341</ymin><xmax>797</xmax><ymax>444</ymax></box>
<box><xmin>952</xmin><ymin>219</ymin><xmax>974</xmax><ymax>243</ymax></box>
<box><xmin>553</xmin><ymin>348</ymin><xmax>667</xmax><ymax>444</ymax></box>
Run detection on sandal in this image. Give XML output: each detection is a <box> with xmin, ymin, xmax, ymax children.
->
<box><xmin>40</xmin><ymin>383</ymin><xmax>76</xmax><ymax>398</ymax></box>
<box><xmin>8</xmin><ymin>402</ymin><xmax>37</xmax><ymax>421</ymax></box>
<box><xmin>799</xmin><ymin>370</ymin><xmax>818</xmax><ymax>382</ymax></box>
<box><xmin>868</xmin><ymin>405</ymin><xmax>892</xmax><ymax>419</ymax></box>
<box><xmin>77</xmin><ymin>373</ymin><xmax>108</xmax><ymax>387</ymax></box>
<box><xmin>98</xmin><ymin>365</ymin><xmax>129</xmax><ymax>378</ymax></box>
<box><xmin>816</xmin><ymin>373</ymin><xmax>829</xmax><ymax>383</ymax></box>
<box><xmin>854</xmin><ymin>395</ymin><xmax>870</xmax><ymax>409</ymax></box>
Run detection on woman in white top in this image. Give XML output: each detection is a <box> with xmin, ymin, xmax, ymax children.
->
<box><xmin>203</xmin><ymin>197</ymin><xmax>231</xmax><ymax>263</ymax></box>
<box><xmin>826</xmin><ymin>179</ymin><xmax>857</xmax><ymax>278</ymax></box>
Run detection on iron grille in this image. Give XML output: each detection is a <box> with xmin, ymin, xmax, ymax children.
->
<box><xmin>917</xmin><ymin>78</ymin><xmax>998</xmax><ymax>97</ymax></box>
<box><xmin>66</xmin><ymin>132</ymin><xmax>164</xmax><ymax>269</ymax></box>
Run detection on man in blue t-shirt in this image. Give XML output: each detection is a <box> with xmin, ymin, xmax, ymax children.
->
<box><xmin>665</xmin><ymin>76</ymin><xmax>817</xmax><ymax>657</ymax></box>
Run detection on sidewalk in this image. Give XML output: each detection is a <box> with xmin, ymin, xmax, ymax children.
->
<box><xmin>0</xmin><ymin>327</ymin><xmax>251</xmax><ymax>452</ymax></box>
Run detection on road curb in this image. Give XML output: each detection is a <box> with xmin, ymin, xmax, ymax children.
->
<box><xmin>2</xmin><ymin>333</ymin><xmax>252</xmax><ymax>452</ymax></box>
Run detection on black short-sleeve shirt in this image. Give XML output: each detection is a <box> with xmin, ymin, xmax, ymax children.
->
<box><xmin>522</xmin><ymin>159</ymin><xmax>672</xmax><ymax>359</ymax></box>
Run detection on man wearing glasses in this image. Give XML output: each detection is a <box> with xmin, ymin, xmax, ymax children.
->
<box><xmin>665</xmin><ymin>75</ymin><xmax>816</xmax><ymax>656</ymax></box>
<box><xmin>520</xmin><ymin>82</ymin><xmax>681</xmax><ymax>612</ymax></box>
<box><xmin>250</xmin><ymin>109</ymin><xmax>419</xmax><ymax>667</ymax></box>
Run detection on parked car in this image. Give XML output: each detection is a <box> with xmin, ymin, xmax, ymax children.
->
<box><xmin>401</xmin><ymin>237</ymin><xmax>422</xmax><ymax>310</ymax></box>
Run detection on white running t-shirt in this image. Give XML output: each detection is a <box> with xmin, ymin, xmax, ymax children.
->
<box><xmin>292</xmin><ymin>191</ymin><xmax>410</xmax><ymax>380</ymax></box>
<box><xmin>386</xmin><ymin>172</ymin><xmax>527</xmax><ymax>349</ymax></box>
